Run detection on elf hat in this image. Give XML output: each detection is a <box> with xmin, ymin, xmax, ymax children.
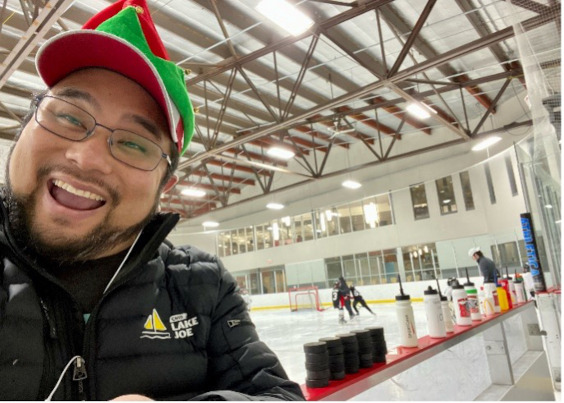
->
<box><xmin>35</xmin><ymin>0</ymin><xmax>194</xmax><ymax>156</ymax></box>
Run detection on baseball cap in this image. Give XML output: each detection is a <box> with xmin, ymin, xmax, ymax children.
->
<box><xmin>35</xmin><ymin>0</ymin><xmax>194</xmax><ymax>156</ymax></box>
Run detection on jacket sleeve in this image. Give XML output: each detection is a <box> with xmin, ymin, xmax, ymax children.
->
<box><xmin>191</xmin><ymin>257</ymin><xmax>305</xmax><ymax>401</ymax></box>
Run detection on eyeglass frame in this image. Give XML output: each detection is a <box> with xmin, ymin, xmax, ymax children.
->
<box><xmin>32</xmin><ymin>95</ymin><xmax>172</xmax><ymax>172</ymax></box>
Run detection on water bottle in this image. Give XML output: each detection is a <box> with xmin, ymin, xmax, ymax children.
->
<box><xmin>463</xmin><ymin>269</ymin><xmax>481</xmax><ymax>321</ymax></box>
<box><xmin>478</xmin><ymin>286</ymin><xmax>486</xmax><ymax>316</ymax></box>
<box><xmin>498</xmin><ymin>278</ymin><xmax>513</xmax><ymax>310</ymax></box>
<box><xmin>423</xmin><ymin>286</ymin><xmax>446</xmax><ymax>338</ymax></box>
<box><xmin>513</xmin><ymin>273</ymin><xmax>527</xmax><ymax>304</ymax></box>
<box><xmin>504</xmin><ymin>267</ymin><xmax>517</xmax><ymax>305</ymax></box>
<box><xmin>395</xmin><ymin>275</ymin><xmax>418</xmax><ymax>347</ymax></box>
<box><xmin>482</xmin><ymin>281</ymin><xmax>498</xmax><ymax>316</ymax></box>
<box><xmin>451</xmin><ymin>280</ymin><xmax>471</xmax><ymax>326</ymax></box>
<box><xmin>436</xmin><ymin>279</ymin><xmax>454</xmax><ymax>333</ymax></box>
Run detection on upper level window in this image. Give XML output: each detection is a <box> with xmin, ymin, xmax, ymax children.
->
<box><xmin>505</xmin><ymin>155</ymin><xmax>519</xmax><ymax>196</ymax></box>
<box><xmin>459</xmin><ymin>171</ymin><xmax>475</xmax><ymax>210</ymax></box>
<box><xmin>410</xmin><ymin>183</ymin><xmax>430</xmax><ymax>220</ymax></box>
<box><xmin>435</xmin><ymin>176</ymin><xmax>457</xmax><ymax>215</ymax></box>
<box><xmin>484</xmin><ymin>162</ymin><xmax>496</xmax><ymax>204</ymax></box>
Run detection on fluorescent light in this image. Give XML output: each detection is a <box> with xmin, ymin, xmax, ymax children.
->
<box><xmin>256</xmin><ymin>0</ymin><xmax>314</xmax><ymax>36</ymax></box>
<box><xmin>471</xmin><ymin>136</ymin><xmax>502</xmax><ymax>151</ymax></box>
<box><xmin>266</xmin><ymin>202</ymin><xmax>285</xmax><ymax>210</ymax></box>
<box><xmin>267</xmin><ymin>147</ymin><xmax>295</xmax><ymax>160</ymax></box>
<box><xmin>181</xmin><ymin>188</ymin><xmax>206</xmax><ymax>197</ymax></box>
<box><xmin>443</xmin><ymin>199</ymin><xmax>451</xmax><ymax>204</ymax></box>
<box><xmin>406</xmin><ymin>102</ymin><xmax>436</xmax><ymax>119</ymax></box>
<box><xmin>342</xmin><ymin>180</ymin><xmax>362</xmax><ymax>189</ymax></box>
<box><xmin>545</xmin><ymin>204</ymin><xmax>553</xmax><ymax>209</ymax></box>
<box><xmin>202</xmin><ymin>221</ymin><xmax>219</xmax><ymax>228</ymax></box>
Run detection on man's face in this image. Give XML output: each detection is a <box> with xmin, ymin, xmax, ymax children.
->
<box><xmin>7</xmin><ymin>68</ymin><xmax>173</xmax><ymax>262</ymax></box>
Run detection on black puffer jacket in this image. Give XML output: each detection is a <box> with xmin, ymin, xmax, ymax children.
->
<box><xmin>0</xmin><ymin>202</ymin><xmax>304</xmax><ymax>401</ymax></box>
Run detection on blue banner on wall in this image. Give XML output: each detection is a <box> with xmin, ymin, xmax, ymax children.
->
<box><xmin>520</xmin><ymin>212</ymin><xmax>547</xmax><ymax>292</ymax></box>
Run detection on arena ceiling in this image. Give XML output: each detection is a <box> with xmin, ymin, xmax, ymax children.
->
<box><xmin>0</xmin><ymin>0</ymin><xmax>560</xmax><ymax>220</ymax></box>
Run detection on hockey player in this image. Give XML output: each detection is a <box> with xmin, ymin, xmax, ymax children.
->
<box><xmin>350</xmin><ymin>285</ymin><xmax>375</xmax><ymax>315</ymax></box>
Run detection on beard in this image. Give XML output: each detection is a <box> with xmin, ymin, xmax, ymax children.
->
<box><xmin>4</xmin><ymin>166</ymin><xmax>159</xmax><ymax>265</ymax></box>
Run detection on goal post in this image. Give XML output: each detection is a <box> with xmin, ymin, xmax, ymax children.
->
<box><xmin>288</xmin><ymin>286</ymin><xmax>324</xmax><ymax>312</ymax></box>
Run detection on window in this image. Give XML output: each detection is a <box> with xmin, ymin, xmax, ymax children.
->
<box><xmin>459</xmin><ymin>171</ymin><xmax>475</xmax><ymax>210</ymax></box>
<box><xmin>325</xmin><ymin>207</ymin><xmax>340</xmax><ymax>236</ymax></box>
<box><xmin>350</xmin><ymin>201</ymin><xmax>365</xmax><ymax>231</ymax></box>
<box><xmin>484</xmin><ymin>162</ymin><xmax>496</xmax><ymax>204</ymax></box>
<box><xmin>325</xmin><ymin>257</ymin><xmax>342</xmax><ymax>285</ymax></box>
<box><xmin>301</xmin><ymin>213</ymin><xmax>315</xmax><ymax>241</ymax></box>
<box><xmin>368</xmin><ymin>251</ymin><xmax>384</xmax><ymax>284</ymax></box>
<box><xmin>245</xmin><ymin>226</ymin><xmax>255</xmax><ymax>252</ymax></box>
<box><xmin>280</xmin><ymin>216</ymin><xmax>294</xmax><ymax>244</ymax></box>
<box><xmin>382</xmin><ymin>249</ymin><xmax>398</xmax><ymax>283</ymax></box>
<box><xmin>337</xmin><ymin>205</ymin><xmax>352</xmax><ymax>233</ymax></box>
<box><xmin>260</xmin><ymin>266</ymin><xmax>285</xmax><ymax>294</ymax></box>
<box><xmin>505</xmin><ymin>155</ymin><xmax>518</xmax><ymax>196</ymax></box>
<box><xmin>230</xmin><ymin>229</ymin><xmax>239</xmax><ymax>255</ymax></box>
<box><xmin>217</xmin><ymin>232</ymin><xmax>230</xmax><ymax>257</ymax></box>
<box><xmin>355</xmin><ymin>253</ymin><xmax>370</xmax><ymax>285</ymax></box>
<box><xmin>410</xmin><ymin>183</ymin><xmax>430</xmax><ymax>220</ymax></box>
<box><xmin>435</xmin><ymin>176</ymin><xmax>457</xmax><ymax>215</ymax></box>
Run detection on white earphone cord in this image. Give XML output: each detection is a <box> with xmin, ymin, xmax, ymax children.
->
<box><xmin>45</xmin><ymin>229</ymin><xmax>144</xmax><ymax>400</ymax></box>
<box><xmin>44</xmin><ymin>355</ymin><xmax>82</xmax><ymax>401</ymax></box>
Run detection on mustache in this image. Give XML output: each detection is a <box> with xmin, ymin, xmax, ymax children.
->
<box><xmin>37</xmin><ymin>164</ymin><xmax>120</xmax><ymax>204</ymax></box>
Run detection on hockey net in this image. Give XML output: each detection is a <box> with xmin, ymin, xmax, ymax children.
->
<box><xmin>288</xmin><ymin>286</ymin><xmax>323</xmax><ymax>312</ymax></box>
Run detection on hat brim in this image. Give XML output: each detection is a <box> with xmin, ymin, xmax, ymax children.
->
<box><xmin>36</xmin><ymin>31</ymin><xmax>180</xmax><ymax>150</ymax></box>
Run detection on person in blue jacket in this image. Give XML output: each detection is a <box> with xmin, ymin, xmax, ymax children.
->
<box><xmin>0</xmin><ymin>0</ymin><xmax>304</xmax><ymax>400</ymax></box>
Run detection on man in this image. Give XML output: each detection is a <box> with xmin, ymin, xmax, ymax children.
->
<box><xmin>0</xmin><ymin>0</ymin><xmax>304</xmax><ymax>400</ymax></box>
<box><xmin>349</xmin><ymin>285</ymin><xmax>375</xmax><ymax>316</ymax></box>
<box><xmin>468</xmin><ymin>247</ymin><xmax>497</xmax><ymax>283</ymax></box>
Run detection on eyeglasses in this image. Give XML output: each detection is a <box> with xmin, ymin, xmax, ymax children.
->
<box><xmin>33</xmin><ymin>95</ymin><xmax>171</xmax><ymax>171</ymax></box>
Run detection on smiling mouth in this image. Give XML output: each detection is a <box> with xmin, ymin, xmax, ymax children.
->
<box><xmin>49</xmin><ymin>179</ymin><xmax>106</xmax><ymax>211</ymax></box>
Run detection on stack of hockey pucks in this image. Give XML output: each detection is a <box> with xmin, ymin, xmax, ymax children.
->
<box><xmin>336</xmin><ymin>333</ymin><xmax>359</xmax><ymax>374</ymax></box>
<box><xmin>319</xmin><ymin>337</ymin><xmax>345</xmax><ymax>380</ymax></box>
<box><xmin>351</xmin><ymin>329</ymin><xmax>373</xmax><ymax>368</ymax></box>
<box><xmin>365</xmin><ymin>326</ymin><xmax>387</xmax><ymax>363</ymax></box>
<box><xmin>303</xmin><ymin>342</ymin><xmax>330</xmax><ymax>388</ymax></box>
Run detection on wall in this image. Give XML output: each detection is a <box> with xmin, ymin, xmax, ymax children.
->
<box><xmin>180</xmin><ymin>145</ymin><xmax>528</xmax><ymax>274</ymax></box>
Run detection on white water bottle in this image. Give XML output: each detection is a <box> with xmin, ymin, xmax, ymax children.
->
<box><xmin>395</xmin><ymin>296</ymin><xmax>418</xmax><ymax>347</ymax></box>
<box><xmin>513</xmin><ymin>275</ymin><xmax>527</xmax><ymax>304</ymax></box>
<box><xmin>464</xmin><ymin>281</ymin><xmax>482</xmax><ymax>321</ymax></box>
<box><xmin>483</xmin><ymin>281</ymin><xmax>500</xmax><ymax>314</ymax></box>
<box><xmin>441</xmin><ymin>295</ymin><xmax>455</xmax><ymax>333</ymax></box>
<box><xmin>395</xmin><ymin>275</ymin><xmax>418</xmax><ymax>347</ymax></box>
<box><xmin>451</xmin><ymin>281</ymin><xmax>471</xmax><ymax>326</ymax></box>
<box><xmin>423</xmin><ymin>286</ymin><xmax>446</xmax><ymax>338</ymax></box>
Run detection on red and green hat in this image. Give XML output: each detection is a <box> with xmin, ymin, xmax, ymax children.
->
<box><xmin>35</xmin><ymin>0</ymin><xmax>194</xmax><ymax>156</ymax></box>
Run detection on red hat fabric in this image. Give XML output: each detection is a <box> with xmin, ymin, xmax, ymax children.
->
<box><xmin>35</xmin><ymin>0</ymin><xmax>194</xmax><ymax>155</ymax></box>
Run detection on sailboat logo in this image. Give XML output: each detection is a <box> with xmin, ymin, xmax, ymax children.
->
<box><xmin>141</xmin><ymin>309</ymin><xmax>171</xmax><ymax>339</ymax></box>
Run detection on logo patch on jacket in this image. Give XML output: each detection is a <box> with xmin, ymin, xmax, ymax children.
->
<box><xmin>141</xmin><ymin>309</ymin><xmax>171</xmax><ymax>339</ymax></box>
<box><xmin>170</xmin><ymin>313</ymin><xmax>199</xmax><ymax>339</ymax></box>
<box><xmin>140</xmin><ymin>310</ymin><xmax>199</xmax><ymax>340</ymax></box>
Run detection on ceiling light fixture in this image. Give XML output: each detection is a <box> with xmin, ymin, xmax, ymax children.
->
<box><xmin>202</xmin><ymin>221</ymin><xmax>219</xmax><ymax>228</ymax></box>
<box><xmin>256</xmin><ymin>0</ymin><xmax>314</xmax><ymax>36</ymax></box>
<box><xmin>471</xmin><ymin>136</ymin><xmax>502</xmax><ymax>151</ymax></box>
<box><xmin>267</xmin><ymin>147</ymin><xmax>295</xmax><ymax>160</ymax></box>
<box><xmin>406</xmin><ymin>102</ymin><xmax>436</xmax><ymax>120</ymax></box>
<box><xmin>266</xmin><ymin>202</ymin><xmax>285</xmax><ymax>210</ymax></box>
<box><xmin>181</xmin><ymin>188</ymin><xmax>206</xmax><ymax>198</ymax></box>
<box><xmin>342</xmin><ymin>180</ymin><xmax>362</xmax><ymax>189</ymax></box>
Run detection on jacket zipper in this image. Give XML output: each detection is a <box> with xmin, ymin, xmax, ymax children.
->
<box><xmin>38</xmin><ymin>298</ymin><xmax>58</xmax><ymax>400</ymax></box>
<box><xmin>73</xmin><ymin>356</ymin><xmax>88</xmax><ymax>400</ymax></box>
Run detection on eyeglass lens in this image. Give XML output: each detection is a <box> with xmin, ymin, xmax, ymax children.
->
<box><xmin>35</xmin><ymin>96</ymin><xmax>167</xmax><ymax>171</ymax></box>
